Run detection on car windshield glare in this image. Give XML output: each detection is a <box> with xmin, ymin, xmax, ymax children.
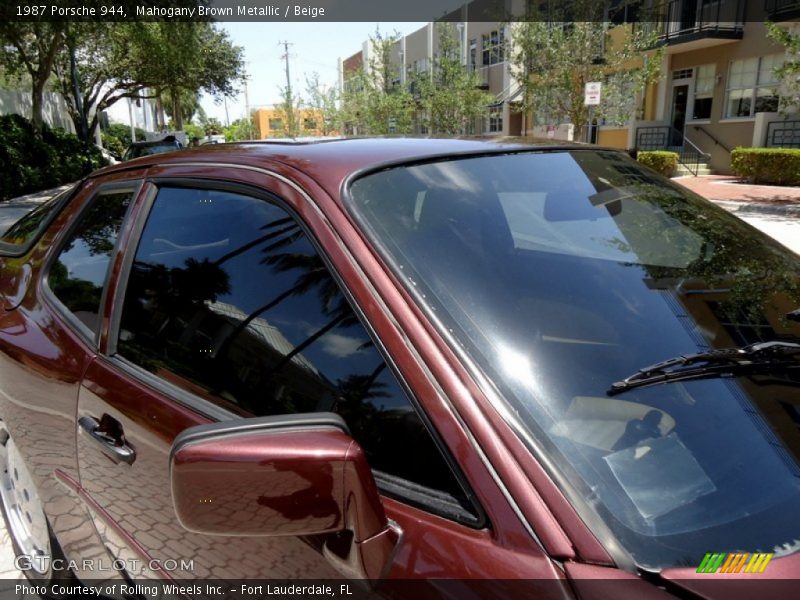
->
<box><xmin>347</xmin><ymin>150</ymin><xmax>800</xmax><ymax>570</ymax></box>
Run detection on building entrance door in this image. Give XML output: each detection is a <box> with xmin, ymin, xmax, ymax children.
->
<box><xmin>670</xmin><ymin>83</ymin><xmax>689</xmax><ymax>146</ymax></box>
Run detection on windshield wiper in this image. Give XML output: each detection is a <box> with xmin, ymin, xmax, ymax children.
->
<box><xmin>608</xmin><ymin>341</ymin><xmax>800</xmax><ymax>396</ymax></box>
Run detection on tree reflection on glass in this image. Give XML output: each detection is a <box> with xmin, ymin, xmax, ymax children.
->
<box><xmin>48</xmin><ymin>190</ymin><xmax>131</xmax><ymax>333</ymax></box>
<box><xmin>117</xmin><ymin>187</ymin><xmax>470</xmax><ymax>504</ymax></box>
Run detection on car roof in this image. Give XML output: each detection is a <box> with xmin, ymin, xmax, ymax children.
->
<box><xmin>95</xmin><ymin>136</ymin><xmax>605</xmax><ymax>203</ymax></box>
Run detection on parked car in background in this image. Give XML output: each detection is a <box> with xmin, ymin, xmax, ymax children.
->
<box><xmin>199</xmin><ymin>134</ymin><xmax>226</xmax><ymax>145</ymax></box>
<box><xmin>122</xmin><ymin>135</ymin><xmax>183</xmax><ymax>160</ymax></box>
<box><xmin>97</xmin><ymin>146</ymin><xmax>120</xmax><ymax>166</ymax></box>
<box><xmin>0</xmin><ymin>138</ymin><xmax>798</xmax><ymax>596</ymax></box>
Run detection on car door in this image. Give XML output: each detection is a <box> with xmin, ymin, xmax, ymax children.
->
<box><xmin>75</xmin><ymin>173</ymin><xmax>565</xmax><ymax>587</ymax></box>
<box><xmin>0</xmin><ymin>177</ymin><xmax>142</xmax><ymax>581</ymax></box>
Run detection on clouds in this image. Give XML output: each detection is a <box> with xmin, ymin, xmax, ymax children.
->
<box><xmin>319</xmin><ymin>332</ymin><xmax>368</xmax><ymax>358</ymax></box>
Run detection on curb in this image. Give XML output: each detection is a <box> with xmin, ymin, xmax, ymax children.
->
<box><xmin>710</xmin><ymin>199</ymin><xmax>800</xmax><ymax>218</ymax></box>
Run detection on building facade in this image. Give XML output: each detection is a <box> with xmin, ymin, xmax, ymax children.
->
<box><xmin>339</xmin><ymin>21</ymin><xmax>523</xmax><ymax>136</ymax></box>
<box><xmin>252</xmin><ymin>107</ymin><xmax>330</xmax><ymax>139</ymax></box>
<box><xmin>339</xmin><ymin>1</ymin><xmax>800</xmax><ymax>173</ymax></box>
<box><xmin>611</xmin><ymin>0</ymin><xmax>800</xmax><ymax>174</ymax></box>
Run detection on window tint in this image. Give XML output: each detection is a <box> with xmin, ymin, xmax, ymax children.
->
<box><xmin>117</xmin><ymin>186</ymin><xmax>471</xmax><ymax>514</ymax></box>
<box><xmin>48</xmin><ymin>190</ymin><xmax>133</xmax><ymax>335</ymax></box>
<box><xmin>1</xmin><ymin>185</ymin><xmax>75</xmax><ymax>249</ymax></box>
<box><xmin>348</xmin><ymin>150</ymin><xmax>800</xmax><ymax>569</ymax></box>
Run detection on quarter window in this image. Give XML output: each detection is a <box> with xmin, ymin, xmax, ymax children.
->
<box><xmin>48</xmin><ymin>189</ymin><xmax>133</xmax><ymax>336</ymax></box>
<box><xmin>116</xmin><ymin>186</ymin><xmax>473</xmax><ymax>518</ymax></box>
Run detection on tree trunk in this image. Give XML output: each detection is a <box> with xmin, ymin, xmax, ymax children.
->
<box><xmin>171</xmin><ymin>88</ymin><xmax>183</xmax><ymax>130</ymax></box>
<box><xmin>30</xmin><ymin>78</ymin><xmax>46</xmax><ymax>133</ymax></box>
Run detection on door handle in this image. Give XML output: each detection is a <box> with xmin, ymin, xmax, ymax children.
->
<box><xmin>78</xmin><ymin>415</ymin><xmax>136</xmax><ymax>465</ymax></box>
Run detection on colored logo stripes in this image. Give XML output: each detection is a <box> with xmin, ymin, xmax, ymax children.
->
<box><xmin>697</xmin><ymin>552</ymin><xmax>773</xmax><ymax>574</ymax></box>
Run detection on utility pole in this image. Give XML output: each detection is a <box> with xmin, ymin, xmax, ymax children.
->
<box><xmin>279</xmin><ymin>40</ymin><xmax>296</xmax><ymax>136</ymax></box>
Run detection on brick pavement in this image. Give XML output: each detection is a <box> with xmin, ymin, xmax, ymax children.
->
<box><xmin>674</xmin><ymin>175</ymin><xmax>800</xmax><ymax>204</ymax></box>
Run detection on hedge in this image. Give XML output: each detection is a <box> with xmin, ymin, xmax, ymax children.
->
<box><xmin>636</xmin><ymin>151</ymin><xmax>679</xmax><ymax>177</ymax></box>
<box><xmin>731</xmin><ymin>147</ymin><xmax>800</xmax><ymax>186</ymax></box>
<box><xmin>0</xmin><ymin>114</ymin><xmax>107</xmax><ymax>201</ymax></box>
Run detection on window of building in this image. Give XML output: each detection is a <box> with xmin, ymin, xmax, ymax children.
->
<box><xmin>268</xmin><ymin>118</ymin><xmax>283</xmax><ymax>130</ymax></box>
<box><xmin>692</xmin><ymin>64</ymin><xmax>715</xmax><ymax>120</ymax></box>
<box><xmin>672</xmin><ymin>68</ymin><xmax>693</xmax><ymax>80</ymax></box>
<box><xmin>48</xmin><ymin>188</ymin><xmax>134</xmax><ymax>336</ymax></box>
<box><xmin>707</xmin><ymin>301</ymin><xmax>778</xmax><ymax>346</ymax></box>
<box><xmin>482</xmin><ymin>29</ymin><xmax>505</xmax><ymax>66</ymax></box>
<box><xmin>487</xmin><ymin>108</ymin><xmax>503</xmax><ymax>133</ymax></box>
<box><xmin>303</xmin><ymin>118</ymin><xmax>317</xmax><ymax>130</ymax></box>
<box><xmin>725</xmin><ymin>55</ymin><xmax>784</xmax><ymax>118</ymax></box>
<box><xmin>468</xmin><ymin>38</ymin><xmax>477</xmax><ymax>71</ymax></box>
<box><xmin>116</xmin><ymin>186</ymin><xmax>475</xmax><ymax>520</ymax></box>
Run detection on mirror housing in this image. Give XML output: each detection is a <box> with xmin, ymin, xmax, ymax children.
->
<box><xmin>170</xmin><ymin>413</ymin><xmax>398</xmax><ymax>579</ymax></box>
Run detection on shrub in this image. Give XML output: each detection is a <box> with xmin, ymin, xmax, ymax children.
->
<box><xmin>101</xmin><ymin>122</ymin><xmax>146</xmax><ymax>159</ymax></box>
<box><xmin>0</xmin><ymin>114</ymin><xmax>107</xmax><ymax>201</ymax></box>
<box><xmin>731</xmin><ymin>147</ymin><xmax>800</xmax><ymax>186</ymax></box>
<box><xmin>636</xmin><ymin>151</ymin><xmax>679</xmax><ymax>177</ymax></box>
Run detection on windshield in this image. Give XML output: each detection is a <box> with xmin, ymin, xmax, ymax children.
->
<box><xmin>347</xmin><ymin>150</ymin><xmax>800</xmax><ymax>570</ymax></box>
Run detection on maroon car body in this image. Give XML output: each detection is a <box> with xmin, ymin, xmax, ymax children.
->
<box><xmin>0</xmin><ymin>139</ymin><xmax>798</xmax><ymax>597</ymax></box>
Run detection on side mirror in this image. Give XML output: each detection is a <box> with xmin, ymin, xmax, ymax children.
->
<box><xmin>170</xmin><ymin>413</ymin><xmax>399</xmax><ymax>580</ymax></box>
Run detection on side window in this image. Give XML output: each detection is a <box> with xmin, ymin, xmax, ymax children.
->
<box><xmin>117</xmin><ymin>186</ymin><xmax>474</xmax><ymax>518</ymax></box>
<box><xmin>47</xmin><ymin>189</ymin><xmax>134</xmax><ymax>336</ymax></box>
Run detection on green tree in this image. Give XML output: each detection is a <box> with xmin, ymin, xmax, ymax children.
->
<box><xmin>53</xmin><ymin>23</ymin><xmax>145</xmax><ymax>141</ymax></box>
<box><xmin>508</xmin><ymin>2</ymin><xmax>661</xmax><ymax>140</ymax></box>
<box><xmin>131</xmin><ymin>22</ymin><xmax>244</xmax><ymax>130</ymax></box>
<box><xmin>276</xmin><ymin>84</ymin><xmax>303</xmax><ymax>138</ymax></box>
<box><xmin>305</xmin><ymin>72</ymin><xmax>340</xmax><ymax>135</ymax></box>
<box><xmin>48</xmin><ymin>21</ymin><xmax>242</xmax><ymax>140</ymax></box>
<box><xmin>340</xmin><ymin>29</ymin><xmax>415</xmax><ymax>135</ymax></box>
<box><xmin>203</xmin><ymin>117</ymin><xmax>224</xmax><ymax>136</ymax></box>
<box><xmin>101</xmin><ymin>122</ymin><xmax>146</xmax><ymax>157</ymax></box>
<box><xmin>767</xmin><ymin>22</ymin><xmax>800</xmax><ymax>114</ymax></box>
<box><xmin>162</xmin><ymin>89</ymin><xmax>201</xmax><ymax>127</ymax></box>
<box><xmin>224</xmin><ymin>117</ymin><xmax>256</xmax><ymax>141</ymax></box>
<box><xmin>183</xmin><ymin>122</ymin><xmax>205</xmax><ymax>143</ymax></box>
<box><xmin>0</xmin><ymin>22</ymin><xmax>67</xmax><ymax>133</ymax></box>
<box><xmin>416</xmin><ymin>23</ymin><xmax>494</xmax><ymax>134</ymax></box>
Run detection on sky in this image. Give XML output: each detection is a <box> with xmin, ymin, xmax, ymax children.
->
<box><xmin>198</xmin><ymin>22</ymin><xmax>426</xmax><ymax>124</ymax></box>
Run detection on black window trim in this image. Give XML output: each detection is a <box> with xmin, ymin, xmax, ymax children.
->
<box><xmin>40</xmin><ymin>180</ymin><xmax>142</xmax><ymax>349</ymax></box>
<box><xmin>0</xmin><ymin>181</ymin><xmax>83</xmax><ymax>258</ymax></box>
<box><xmin>105</xmin><ymin>176</ymin><xmax>486</xmax><ymax>528</ymax></box>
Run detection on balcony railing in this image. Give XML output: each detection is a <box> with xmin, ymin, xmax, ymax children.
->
<box><xmin>635</xmin><ymin>125</ymin><xmax>711</xmax><ymax>176</ymax></box>
<box><xmin>766</xmin><ymin>120</ymin><xmax>800</xmax><ymax>148</ymax></box>
<box><xmin>639</xmin><ymin>0</ymin><xmax>745</xmax><ymax>46</ymax></box>
<box><xmin>765</xmin><ymin>0</ymin><xmax>800</xmax><ymax>20</ymax></box>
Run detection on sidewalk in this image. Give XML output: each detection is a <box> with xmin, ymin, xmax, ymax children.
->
<box><xmin>674</xmin><ymin>175</ymin><xmax>800</xmax><ymax>217</ymax></box>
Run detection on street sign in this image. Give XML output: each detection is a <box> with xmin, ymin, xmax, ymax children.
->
<box><xmin>584</xmin><ymin>81</ymin><xmax>602</xmax><ymax>106</ymax></box>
